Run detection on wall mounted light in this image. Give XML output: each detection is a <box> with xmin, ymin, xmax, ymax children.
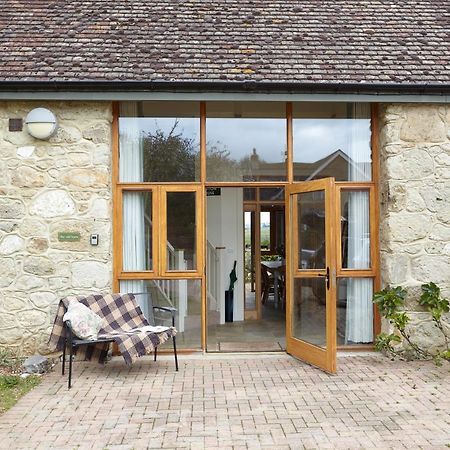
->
<box><xmin>25</xmin><ymin>107</ymin><xmax>58</xmax><ymax>140</ymax></box>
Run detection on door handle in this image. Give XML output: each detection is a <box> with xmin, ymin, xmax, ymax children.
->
<box><xmin>326</xmin><ymin>266</ymin><xmax>330</xmax><ymax>290</ymax></box>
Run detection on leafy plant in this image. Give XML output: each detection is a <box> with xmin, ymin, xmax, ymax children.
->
<box><xmin>373</xmin><ymin>283</ymin><xmax>450</xmax><ymax>363</ymax></box>
<box><xmin>374</xmin><ymin>333</ymin><xmax>401</xmax><ymax>356</ymax></box>
<box><xmin>373</xmin><ymin>286</ymin><xmax>407</xmax><ymax>317</ymax></box>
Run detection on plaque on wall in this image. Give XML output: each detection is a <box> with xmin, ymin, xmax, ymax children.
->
<box><xmin>58</xmin><ymin>231</ymin><xmax>81</xmax><ymax>242</ymax></box>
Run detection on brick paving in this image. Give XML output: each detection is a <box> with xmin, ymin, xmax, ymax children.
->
<box><xmin>0</xmin><ymin>353</ymin><xmax>449</xmax><ymax>449</ymax></box>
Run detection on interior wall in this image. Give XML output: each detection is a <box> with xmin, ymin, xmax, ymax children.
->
<box><xmin>206</xmin><ymin>188</ymin><xmax>244</xmax><ymax>322</ymax></box>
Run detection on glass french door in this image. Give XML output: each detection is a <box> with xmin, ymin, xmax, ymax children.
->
<box><xmin>285</xmin><ymin>178</ymin><xmax>337</xmax><ymax>373</ymax></box>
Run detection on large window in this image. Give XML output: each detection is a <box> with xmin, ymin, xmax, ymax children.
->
<box><xmin>115</xmin><ymin>100</ymin><xmax>378</xmax><ymax>350</ymax></box>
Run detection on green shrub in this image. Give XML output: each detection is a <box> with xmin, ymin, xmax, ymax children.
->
<box><xmin>373</xmin><ymin>283</ymin><xmax>449</xmax><ymax>364</ymax></box>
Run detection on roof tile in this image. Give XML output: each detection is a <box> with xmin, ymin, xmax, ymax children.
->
<box><xmin>0</xmin><ymin>0</ymin><xmax>448</xmax><ymax>84</ymax></box>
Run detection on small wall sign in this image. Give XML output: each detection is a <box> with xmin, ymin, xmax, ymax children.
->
<box><xmin>206</xmin><ymin>187</ymin><xmax>221</xmax><ymax>196</ymax></box>
<box><xmin>58</xmin><ymin>231</ymin><xmax>81</xmax><ymax>242</ymax></box>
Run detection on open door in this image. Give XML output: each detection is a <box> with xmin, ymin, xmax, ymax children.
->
<box><xmin>285</xmin><ymin>178</ymin><xmax>337</xmax><ymax>373</ymax></box>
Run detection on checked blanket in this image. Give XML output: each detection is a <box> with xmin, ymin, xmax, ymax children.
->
<box><xmin>49</xmin><ymin>293</ymin><xmax>177</xmax><ymax>364</ymax></box>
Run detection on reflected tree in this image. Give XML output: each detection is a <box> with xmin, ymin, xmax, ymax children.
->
<box><xmin>205</xmin><ymin>141</ymin><xmax>240</xmax><ymax>181</ymax></box>
<box><xmin>142</xmin><ymin>120</ymin><xmax>198</xmax><ymax>182</ymax></box>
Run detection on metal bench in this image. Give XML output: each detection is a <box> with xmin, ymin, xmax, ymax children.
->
<box><xmin>61</xmin><ymin>298</ymin><xmax>178</xmax><ymax>389</ymax></box>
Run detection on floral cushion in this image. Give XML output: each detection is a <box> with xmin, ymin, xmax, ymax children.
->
<box><xmin>63</xmin><ymin>301</ymin><xmax>104</xmax><ymax>340</ymax></box>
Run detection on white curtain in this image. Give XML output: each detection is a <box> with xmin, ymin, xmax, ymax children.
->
<box><xmin>345</xmin><ymin>103</ymin><xmax>373</xmax><ymax>343</ymax></box>
<box><xmin>119</xmin><ymin>103</ymin><xmax>148</xmax><ymax>317</ymax></box>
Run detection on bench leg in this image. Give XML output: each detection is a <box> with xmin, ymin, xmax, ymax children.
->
<box><xmin>62</xmin><ymin>341</ymin><xmax>66</xmax><ymax>375</ymax></box>
<box><xmin>68</xmin><ymin>343</ymin><xmax>73</xmax><ymax>389</ymax></box>
<box><xmin>173</xmin><ymin>336</ymin><xmax>178</xmax><ymax>371</ymax></box>
<box><xmin>154</xmin><ymin>346</ymin><xmax>157</xmax><ymax>362</ymax></box>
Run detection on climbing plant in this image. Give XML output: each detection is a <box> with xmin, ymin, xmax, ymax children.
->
<box><xmin>373</xmin><ymin>283</ymin><xmax>450</xmax><ymax>364</ymax></box>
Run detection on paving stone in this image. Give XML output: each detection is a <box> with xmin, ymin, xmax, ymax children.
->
<box><xmin>0</xmin><ymin>354</ymin><xmax>449</xmax><ymax>449</ymax></box>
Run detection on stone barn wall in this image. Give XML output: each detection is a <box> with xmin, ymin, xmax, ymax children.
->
<box><xmin>0</xmin><ymin>101</ymin><xmax>113</xmax><ymax>354</ymax></box>
<box><xmin>1</xmin><ymin>100</ymin><xmax>449</xmax><ymax>356</ymax></box>
<box><xmin>379</xmin><ymin>103</ymin><xmax>450</xmax><ymax>351</ymax></box>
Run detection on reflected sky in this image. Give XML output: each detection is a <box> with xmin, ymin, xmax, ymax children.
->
<box><xmin>294</xmin><ymin>119</ymin><xmax>371</xmax><ymax>163</ymax></box>
<box><xmin>120</xmin><ymin>117</ymin><xmax>200</xmax><ymax>146</ymax></box>
<box><xmin>206</xmin><ymin>118</ymin><xmax>286</xmax><ymax>163</ymax></box>
<box><xmin>120</xmin><ymin>117</ymin><xmax>371</xmax><ymax>165</ymax></box>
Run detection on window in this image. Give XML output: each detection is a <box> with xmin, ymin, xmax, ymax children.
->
<box><xmin>206</xmin><ymin>102</ymin><xmax>287</xmax><ymax>181</ymax></box>
<box><xmin>293</xmin><ymin>102</ymin><xmax>372</xmax><ymax>182</ymax></box>
<box><xmin>119</xmin><ymin>102</ymin><xmax>200</xmax><ymax>182</ymax></box>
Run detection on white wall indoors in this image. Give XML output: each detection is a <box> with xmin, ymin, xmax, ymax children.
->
<box><xmin>206</xmin><ymin>188</ymin><xmax>244</xmax><ymax>323</ymax></box>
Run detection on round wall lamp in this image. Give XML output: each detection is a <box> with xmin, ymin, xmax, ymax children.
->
<box><xmin>25</xmin><ymin>107</ymin><xmax>58</xmax><ymax>140</ymax></box>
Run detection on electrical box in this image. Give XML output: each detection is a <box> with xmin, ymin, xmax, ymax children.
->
<box><xmin>90</xmin><ymin>234</ymin><xmax>99</xmax><ymax>246</ymax></box>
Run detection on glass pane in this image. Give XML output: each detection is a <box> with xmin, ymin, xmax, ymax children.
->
<box><xmin>293</xmin><ymin>277</ymin><xmax>326</xmax><ymax>348</ymax></box>
<box><xmin>244</xmin><ymin>212</ymin><xmax>256</xmax><ymax>311</ymax></box>
<box><xmin>275</xmin><ymin>210</ymin><xmax>285</xmax><ymax>255</ymax></box>
<box><xmin>341</xmin><ymin>191</ymin><xmax>371</xmax><ymax>269</ymax></box>
<box><xmin>260</xmin><ymin>211</ymin><xmax>271</xmax><ymax>251</ymax></box>
<box><xmin>259</xmin><ymin>187</ymin><xmax>284</xmax><ymax>201</ymax></box>
<box><xmin>337</xmin><ymin>278</ymin><xmax>373</xmax><ymax>345</ymax></box>
<box><xmin>243</xmin><ymin>188</ymin><xmax>256</xmax><ymax>201</ymax></box>
<box><xmin>167</xmin><ymin>192</ymin><xmax>196</xmax><ymax>271</ymax></box>
<box><xmin>119</xmin><ymin>101</ymin><xmax>200</xmax><ymax>182</ymax></box>
<box><xmin>122</xmin><ymin>191</ymin><xmax>152</xmax><ymax>271</ymax></box>
<box><xmin>120</xmin><ymin>279</ymin><xmax>202</xmax><ymax>349</ymax></box>
<box><xmin>293</xmin><ymin>102</ymin><xmax>371</xmax><ymax>182</ymax></box>
<box><xmin>298</xmin><ymin>191</ymin><xmax>325</xmax><ymax>270</ymax></box>
<box><xmin>206</xmin><ymin>102</ymin><xmax>287</xmax><ymax>182</ymax></box>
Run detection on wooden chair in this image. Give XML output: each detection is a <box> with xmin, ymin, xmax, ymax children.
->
<box><xmin>260</xmin><ymin>264</ymin><xmax>274</xmax><ymax>304</ymax></box>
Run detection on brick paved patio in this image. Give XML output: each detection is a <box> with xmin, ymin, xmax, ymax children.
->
<box><xmin>0</xmin><ymin>353</ymin><xmax>449</xmax><ymax>449</ymax></box>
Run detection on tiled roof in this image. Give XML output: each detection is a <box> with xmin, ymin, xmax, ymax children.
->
<box><xmin>0</xmin><ymin>1</ymin><xmax>449</xmax><ymax>85</ymax></box>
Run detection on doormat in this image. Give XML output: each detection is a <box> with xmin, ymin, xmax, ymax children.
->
<box><xmin>219</xmin><ymin>341</ymin><xmax>283</xmax><ymax>352</ymax></box>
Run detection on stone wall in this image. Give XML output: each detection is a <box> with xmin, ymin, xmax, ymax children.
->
<box><xmin>1</xmin><ymin>100</ymin><xmax>449</xmax><ymax>356</ymax></box>
<box><xmin>379</xmin><ymin>103</ymin><xmax>450</xmax><ymax>351</ymax></box>
<box><xmin>0</xmin><ymin>101</ymin><xmax>113</xmax><ymax>355</ymax></box>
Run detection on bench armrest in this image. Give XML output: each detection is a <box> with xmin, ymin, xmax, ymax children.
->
<box><xmin>152</xmin><ymin>306</ymin><xmax>177</xmax><ymax>327</ymax></box>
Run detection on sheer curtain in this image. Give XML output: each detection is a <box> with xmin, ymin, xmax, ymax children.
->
<box><xmin>345</xmin><ymin>103</ymin><xmax>373</xmax><ymax>343</ymax></box>
<box><xmin>119</xmin><ymin>103</ymin><xmax>149</xmax><ymax>318</ymax></box>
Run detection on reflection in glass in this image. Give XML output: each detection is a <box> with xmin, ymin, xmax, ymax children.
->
<box><xmin>123</xmin><ymin>191</ymin><xmax>152</xmax><ymax>271</ymax></box>
<box><xmin>293</xmin><ymin>103</ymin><xmax>371</xmax><ymax>182</ymax></box>
<box><xmin>293</xmin><ymin>277</ymin><xmax>326</xmax><ymax>347</ymax></box>
<box><xmin>341</xmin><ymin>191</ymin><xmax>370</xmax><ymax>269</ymax></box>
<box><xmin>206</xmin><ymin>102</ymin><xmax>287</xmax><ymax>181</ymax></box>
<box><xmin>275</xmin><ymin>210</ymin><xmax>285</xmax><ymax>253</ymax></box>
<box><xmin>298</xmin><ymin>191</ymin><xmax>325</xmax><ymax>270</ymax></box>
<box><xmin>167</xmin><ymin>192</ymin><xmax>196</xmax><ymax>271</ymax></box>
<box><xmin>119</xmin><ymin>102</ymin><xmax>200</xmax><ymax>182</ymax></box>
<box><xmin>259</xmin><ymin>187</ymin><xmax>284</xmax><ymax>201</ymax></box>
<box><xmin>120</xmin><ymin>279</ymin><xmax>202</xmax><ymax>349</ymax></box>
<box><xmin>243</xmin><ymin>188</ymin><xmax>256</xmax><ymax>201</ymax></box>
<box><xmin>337</xmin><ymin>278</ymin><xmax>373</xmax><ymax>345</ymax></box>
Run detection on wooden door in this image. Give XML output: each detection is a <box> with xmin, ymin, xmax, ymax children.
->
<box><xmin>285</xmin><ymin>178</ymin><xmax>337</xmax><ymax>373</ymax></box>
